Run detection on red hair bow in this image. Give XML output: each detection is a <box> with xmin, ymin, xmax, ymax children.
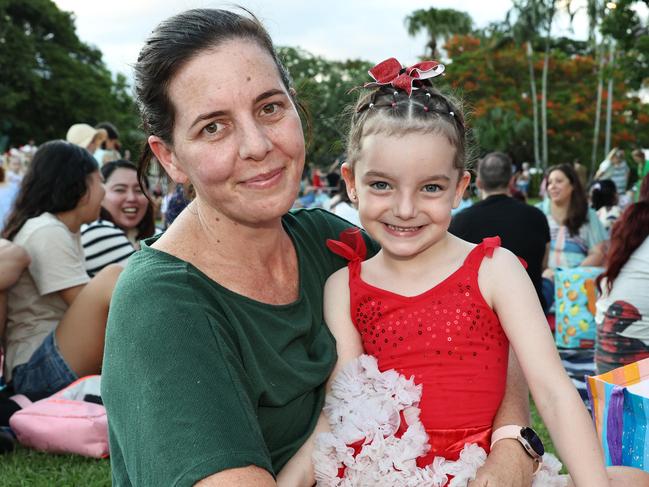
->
<box><xmin>365</xmin><ymin>58</ymin><xmax>445</xmax><ymax>96</ymax></box>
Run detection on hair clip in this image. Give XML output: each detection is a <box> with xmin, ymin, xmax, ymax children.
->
<box><xmin>365</xmin><ymin>57</ymin><xmax>445</xmax><ymax>96</ymax></box>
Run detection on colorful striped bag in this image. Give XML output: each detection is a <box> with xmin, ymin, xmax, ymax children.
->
<box><xmin>587</xmin><ymin>358</ymin><xmax>649</xmax><ymax>471</ymax></box>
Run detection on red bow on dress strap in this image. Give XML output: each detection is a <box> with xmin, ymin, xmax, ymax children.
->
<box><xmin>365</xmin><ymin>57</ymin><xmax>445</xmax><ymax>96</ymax></box>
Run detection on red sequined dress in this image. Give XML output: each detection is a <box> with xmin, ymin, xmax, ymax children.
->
<box><xmin>327</xmin><ymin>233</ymin><xmax>509</xmax><ymax>465</ymax></box>
<box><xmin>314</xmin><ymin>231</ymin><xmax>565</xmax><ymax>486</ymax></box>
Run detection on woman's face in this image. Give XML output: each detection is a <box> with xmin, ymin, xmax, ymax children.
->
<box><xmin>547</xmin><ymin>169</ymin><xmax>573</xmax><ymax>206</ymax></box>
<box><xmin>102</xmin><ymin>167</ymin><xmax>149</xmax><ymax>230</ymax></box>
<box><xmin>151</xmin><ymin>39</ymin><xmax>305</xmax><ymax>226</ymax></box>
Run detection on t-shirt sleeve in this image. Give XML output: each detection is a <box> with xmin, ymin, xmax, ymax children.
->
<box><xmin>586</xmin><ymin>209</ymin><xmax>607</xmax><ymax>249</ymax></box>
<box><xmin>102</xmin><ymin>270</ymin><xmax>273</xmax><ymax>487</ymax></box>
<box><xmin>24</xmin><ymin>225</ymin><xmax>90</xmax><ymax>295</ymax></box>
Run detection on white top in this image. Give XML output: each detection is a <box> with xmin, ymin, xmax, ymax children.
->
<box><xmin>329</xmin><ymin>202</ymin><xmax>362</xmax><ymax>228</ymax></box>
<box><xmin>596</xmin><ymin>236</ymin><xmax>649</xmax><ymax>345</ymax></box>
<box><xmin>4</xmin><ymin>213</ymin><xmax>90</xmax><ymax>380</ymax></box>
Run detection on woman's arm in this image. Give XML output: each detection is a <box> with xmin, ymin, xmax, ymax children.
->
<box><xmin>196</xmin><ymin>466</ymin><xmax>276</xmax><ymax>486</ymax></box>
<box><xmin>276</xmin><ymin>268</ymin><xmax>363</xmax><ymax>487</ymax></box>
<box><xmin>0</xmin><ymin>239</ymin><xmax>31</xmax><ymax>337</ymax></box>
<box><xmin>484</xmin><ymin>248</ymin><xmax>609</xmax><ymax>486</ymax></box>
<box><xmin>468</xmin><ymin>350</ymin><xmax>536</xmax><ymax>487</ymax></box>
<box><xmin>55</xmin><ymin>264</ymin><xmax>123</xmax><ymax>377</ymax></box>
<box><xmin>581</xmin><ymin>242</ymin><xmax>605</xmax><ymax>267</ymax></box>
<box><xmin>0</xmin><ymin>239</ymin><xmax>30</xmax><ymax>290</ymax></box>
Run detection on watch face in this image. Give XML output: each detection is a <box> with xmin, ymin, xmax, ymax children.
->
<box><xmin>520</xmin><ymin>427</ymin><xmax>545</xmax><ymax>457</ymax></box>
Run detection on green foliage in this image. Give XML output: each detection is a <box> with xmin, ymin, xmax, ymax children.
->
<box><xmin>405</xmin><ymin>7</ymin><xmax>474</xmax><ymax>58</ymax></box>
<box><xmin>443</xmin><ymin>34</ymin><xmax>649</xmax><ymax>171</ymax></box>
<box><xmin>279</xmin><ymin>47</ymin><xmax>373</xmax><ymax>168</ymax></box>
<box><xmin>601</xmin><ymin>0</ymin><xmax>649</xmax><ymax>90</ymax></box>
<box><xmin>0</xmin><ymin>0</ymin><xmax>141</xmax><ymax>155</ymax></box>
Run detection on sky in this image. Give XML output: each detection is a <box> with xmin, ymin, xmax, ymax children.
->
<box><xmin>52</xmin><ymin>0</ymin><xmax>594</xmax><ymax>81</ymax></box>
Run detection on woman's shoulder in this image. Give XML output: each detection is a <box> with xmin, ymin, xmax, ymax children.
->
<box><xmin>534</xmin><ymin>199</ymin><xmax>550</xmax><ymax>214</ymax></box>
<box><xmin>287</xmin><ymin>208</ymin><xmax>377</xmax><ymax>256</ymax></box>
<box><xmin>13</xmin><ymin>213</ymin><xmax>71</xmax><ymax>245</ymax></box>
<box><xmin>287</xmin><ymin>207</ymin><xmax>356</xmax><ymax>235</ymax></box>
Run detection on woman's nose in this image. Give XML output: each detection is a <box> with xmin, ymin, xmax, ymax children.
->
<box><xmin>238</xmin><ymin>119</ymin><xmax>273</xmax><ymax>161</ymax></box>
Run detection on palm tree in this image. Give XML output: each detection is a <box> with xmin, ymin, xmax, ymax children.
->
<box><xmin>405</xmin><ymin>8</ymin><xmax>474</xmax><ymax>59</ymax></box>
<box><xmin>506</xmin><ymin>0</ymin><xmax>546</xmax><ymax>167</ymax></box>
<box><xmin>540</xmin><ymin>0</ymin><xmax>558</xmax><ymax>169</ymax></box>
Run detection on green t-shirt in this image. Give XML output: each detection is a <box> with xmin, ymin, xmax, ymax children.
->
<box><xmin>102</xmin><ymin>209</ymin><xmax>376</xmax><ymax>487</ymax></box>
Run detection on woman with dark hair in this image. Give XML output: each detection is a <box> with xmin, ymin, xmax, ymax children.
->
<box><xmin>81</xmin><ymin>160</ymin><xmax>155</xmax><ymax>276</ymax></box>
<box><xmin>93</xmin><ymin>121</ymin><xmax>122</xmax><ymax>166</ymax></box>
<box><xmin>1</xmin><ymin>140</ymin><xmax>109</xmax><ymax>399</ymax></box>
<box><xmin>537</xmin><ymin>163</ymin><xmax>607</xmax><ymax>304</ymax></box>
<box><xmin>101</xmin><ymin>8</ymin><xmax>536</xmax><ymax>487</ymax></box>
<box><xmin>595</xmin><ymin>188</ymin><xmax>649</xmax><ymax>373</ymax></box>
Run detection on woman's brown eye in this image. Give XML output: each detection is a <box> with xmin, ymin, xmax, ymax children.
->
<box><xmin>263</xmin><ymin>103</ymin><xmax>278</xmax><ymax>114</ymax></box>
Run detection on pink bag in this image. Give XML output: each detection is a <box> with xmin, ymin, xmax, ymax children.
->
<box><xmin>9</xmin><ymin>375</ymin><xmax>108</xmax><ymax>458</ymax></box>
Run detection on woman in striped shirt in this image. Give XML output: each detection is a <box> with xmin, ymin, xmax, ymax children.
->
<box><xmin>81</xmin><ymin>160</ymin><xmax>155</xmax><ymax>276</ymax></box>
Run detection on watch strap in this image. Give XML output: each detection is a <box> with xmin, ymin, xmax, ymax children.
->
<box><xmin>491</xmin><ymin>425</ymin><xmax>543</xmax><ymax>475</ymax></box>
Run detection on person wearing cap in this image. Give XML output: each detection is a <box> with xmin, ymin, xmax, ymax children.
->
<box><xmin>66</xmin><ymin>123</ymin><xmax>107</xmax><ymax>154</ymax></box>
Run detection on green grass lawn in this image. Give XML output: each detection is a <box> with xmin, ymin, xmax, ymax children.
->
<box><xmin>0</xmin><ymin>403</ymin><xmax>557</xmax><ymax>486</ymax></box>
<box><xmin>0</xmin><ymin>447</ymin><xmax>110</xmax><ymax>486</ymax></box>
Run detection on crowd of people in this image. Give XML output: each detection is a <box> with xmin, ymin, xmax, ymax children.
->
<box><xmin>0</xmin><ymin>6</ymin><xmax>648</xmax><ymax>487</ymax></box>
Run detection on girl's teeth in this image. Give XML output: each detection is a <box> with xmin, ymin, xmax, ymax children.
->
<box><xmin>388</xmin><ymin>224</ymin><xmax>419</xmax><ymax>232</ymax></box>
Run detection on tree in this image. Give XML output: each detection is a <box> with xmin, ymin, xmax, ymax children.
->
<box><xmin>504</xmin><ymin>0</ymin><xmax>547</xmax><ymax>167</ymax></box>
<box><xmin>0</xmin><ymin>0</ymin><xmax>141</xmax><ymax>154</ymax></box>
<box><xmin>278</xmin><ymin>47</ymin><xmax>373</xmax><ymax>168</ymax></box>
<box><xmin>443</xmin><ymin>34</ymin><xmax>649</xmax><ymax>170</ymax></box>
<box><xmin>405</xmin><ymin>8</ymin><xmax>473</xmax><ymax>59</ymax></box>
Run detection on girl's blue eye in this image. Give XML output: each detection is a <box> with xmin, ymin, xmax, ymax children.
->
<box><xmin>423</xmin><ymin>184</ymin><xmax>442</xmax><ymax>193</ymax></box>
<box><xmin>370</xmin><ymin>181</ymin><xmax>391</xmax><ymax>190</ymax></box>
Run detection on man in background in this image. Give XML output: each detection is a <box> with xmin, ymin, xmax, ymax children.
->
<box><xmin>450</xmin><ymin>151</ymin><xmax>550</xmax><ymax>310</ymax></box>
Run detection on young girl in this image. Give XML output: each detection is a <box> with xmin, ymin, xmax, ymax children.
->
<box><xmin>1</xmin><ymin>141</ymin><xmax>120</xmax><ymax>405</ymax></box>
<box><xmin>310</xmin><ymin>59</ymin><xmax>614</xmax><ymax>486</ymax></box>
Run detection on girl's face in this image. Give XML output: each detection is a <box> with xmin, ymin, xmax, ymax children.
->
<box><xmin>9</xmin><ymin>158</ymin><xmax>21</xmax><ymax>173</ymax></box>
<box><xmin>102</xmin><ymin>167</ymin><xmax>149</xmax><ymax>230</ymax></box>
<box><xmin>547</xmin><ymin>169</ymin><xmax>573</xmax><ymax>206</ymax></box>
<box><xmin>343</xmin><ymin>132</ymin><xmax>469</xmax><ymax>260</ymax></box>
<box><xmin>80</xmin><ymin>171</ymin><xmax>105</xmax><ymax>224</ymax></box>
<box><xmin>149</xmin><ymin>39</ymin><xmax>305</xmax><ymax>226</ymax></box>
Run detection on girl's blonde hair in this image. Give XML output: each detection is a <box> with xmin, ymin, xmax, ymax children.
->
<box><xmin>346</xmin><ymin>83</ymin><xmax>469</xmax><ymax>174</ymax></box>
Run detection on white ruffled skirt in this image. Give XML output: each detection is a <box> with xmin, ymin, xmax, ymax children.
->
<box><xmin>313</xmin><ymin>355</ymin><xmax>568</xmax><ymax>487</ymax></box>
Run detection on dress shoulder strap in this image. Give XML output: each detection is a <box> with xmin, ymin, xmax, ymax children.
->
<box><xmin>326</xmin><ymin>228</ymin><xmax>367</xmax><ymax>271</ymax></box>
<box><xmin>463</xmin><ymin>236</ymin><xmax>501</xmax><ymax>272</ymax></box>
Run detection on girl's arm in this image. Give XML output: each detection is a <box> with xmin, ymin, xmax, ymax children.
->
<box><xmin>277</xmin><ymin>268</ymin><xmax>362</xmax><ymax>487</ymax></box>
<box><xmin>483</xmin><ymin>248</ymin><xmax>609</xmax><ymax>487</ymax></box>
